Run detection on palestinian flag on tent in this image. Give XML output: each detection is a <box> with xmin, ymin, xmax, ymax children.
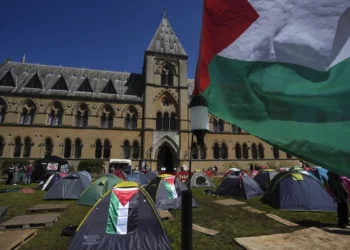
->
<box><xmin>106</xmin><ymin>187</ymin><xmax>138</xmax><ymax>235</ymax></box>
<box><xmin>163</xmin><ymin>176</ymin><xmax>178</xmax><ymax>199</ymax></box>
<box><xmin>195</xmin><ymin>0</ymin><xmax>350</xmax><ymax>176</ymax></box>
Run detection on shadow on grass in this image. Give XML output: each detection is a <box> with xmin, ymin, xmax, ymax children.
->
<box><xmin>295</xmin><ymin>219</ymin><xmax>334</xmax><ymax>228</ymax></box>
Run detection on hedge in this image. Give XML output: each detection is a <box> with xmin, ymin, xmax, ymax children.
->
<box><xmin>77</xmin><ymin>160</ymin><xmax>104</xmax><ymax>174</ymax></box>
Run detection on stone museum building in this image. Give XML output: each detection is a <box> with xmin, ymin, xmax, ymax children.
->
<box><xmin>0</xmin><ymin>13</ymin><xmax>297</xmax><ymax>172</ymax></box>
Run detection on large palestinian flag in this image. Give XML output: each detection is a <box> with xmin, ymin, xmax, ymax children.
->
<box><xmin>195</xmin><ymin>0</ymin><xmax>350</xmax><ymax>176</ymax></box>
<box><xmin>106</xmin><ymin>187</ymin><xmax>138</xmax><ymax>235</ymax></box>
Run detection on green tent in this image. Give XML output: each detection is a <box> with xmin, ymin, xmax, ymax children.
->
<box><xmin>78</xmin><ymin>174</ymin><xmax>123</xmax><ymax>206</ymax></box>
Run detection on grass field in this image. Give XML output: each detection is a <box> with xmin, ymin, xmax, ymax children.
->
<box><xmin>0</xmin><ymin>178</ymin><xmax>337</xmax><ymax>250</ymax></box>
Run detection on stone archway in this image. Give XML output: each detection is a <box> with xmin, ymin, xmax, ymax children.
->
<box><xmin>155</xmin><ymin>142</ymin><xmax>178</xmax><ymax>173</ymax></box>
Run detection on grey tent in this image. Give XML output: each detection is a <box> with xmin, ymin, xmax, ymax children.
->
<box><xmin>68</xmin><ymin>182</ymin><xmax>171</xmax><ymax>250</ymax></box>
<box><xmin>146</xmin><ymin>174</ymin><xmax>198</xmax><ymax>210</ymax></box>
<box><xmin>145</xmin><ymin>171</ymin><xmax>159</xmax><ymax>181</ymax></box>
<box><xmin>43</xmin><ymin>172</ymin><xmax>92</xmax><ymax>200</ymax></box>
<box><xmin>254</xmin><ymin>169</ymin><xmax>278</xmax><ymax>191</ymax></box>
<box><xmin>187</xmin><ymin>171</ymin><xmax>215</xmax><ymax>188</ymax></box>
<box><xmin>126</xmin><ymin>171</ymin><xmax>149</xmax><ymax>186</ymax></box>
<box><xmin>217</xmin><ymin>173</ymin><xmax>264</xmax><ymax>199</ymax></box>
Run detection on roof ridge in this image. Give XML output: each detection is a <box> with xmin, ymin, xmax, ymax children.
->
<box><xmin>7</xmin><ymin>61</ymin><xmax>137</xmax><ymax>75</ymax></box>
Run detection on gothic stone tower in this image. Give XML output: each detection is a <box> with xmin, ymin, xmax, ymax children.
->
<box><xmin>142</xmin><ymin>12</ymin><xmax>190</xmax><ymax>172</ymax></box>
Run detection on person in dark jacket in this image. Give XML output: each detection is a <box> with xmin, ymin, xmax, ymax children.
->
<box><xmin>6</xmin><ymin>165</ymin><xmax>14</xmax><ymax>184</ymax></box>
<box><xmin>327</xmin><ymin>171</ymin><xmax>349</xmax><ymax>228</ymax></box>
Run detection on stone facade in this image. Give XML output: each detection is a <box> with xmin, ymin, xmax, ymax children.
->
<box><xmin>0</xmin><ymin>14</ymin><xmax>298</xmax><ymax>172</ymax></box>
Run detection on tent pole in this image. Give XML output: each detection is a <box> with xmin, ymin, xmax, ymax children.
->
<box><xmin>181</xmin><ymin>133</ymin><xmax>193</xmax><ymax>250</ymax></box>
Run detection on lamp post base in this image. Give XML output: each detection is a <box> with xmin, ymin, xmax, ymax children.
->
<box><xmin>181</xmin><ymin>190</ymin><xmax>193</xmax><ymax>250</ymax></box>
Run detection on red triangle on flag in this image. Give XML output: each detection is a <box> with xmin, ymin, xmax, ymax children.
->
<box><xmin>113</xmin><ymin>188</ymin><xmax>138</xmax><ymax>206</ymax></box>
<box><xmin>164</xmin><ymin>176</ymin><xmax>175</xmax><ymax>185</ymax></box>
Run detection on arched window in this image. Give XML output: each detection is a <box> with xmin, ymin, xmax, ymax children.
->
<box><xmin>213</xmin><ymin>119</ymin><xmax>218</xmax><ymax>132</ymax></box>
<box><xmin>163</xmin><ymin>112</ymin><xmax>170</xmax><ymax>130</ymax></box>
<box><xmin>64</xmin><ymin>139</ymin><xmax>71</xmax><ymax>158</ymax></box>
<box><xmin>200</xmin><ymin>144</ymin><xmax>206</xmax><ymax>159</ymax></box>
<box><xmin>132</xmin><ymin>141</ymin><xmax>140</xmax><ymax>159</ymax></box>
<box><xmin>0</xmin><ymin>97</ymin><xmax>7</xmax><ymax>124</ymax></box>
<box><xmin>103</xmin><ymin>139</ymin><xmax>111</xmax><ymax>159</ymax></box>
<box><xmin>235</xmin><ymin>143</ymin><xmax>242</xmax><ymax>159</ymax></box>
<box><xmin>75</xmin><ymin>139</ymin><xmax>82</xmax><ymax>158</ymax></box>
<box><xmin>156</xmin><ymin>112</ymin><xmax>162</xmax><ymax>129</ymax></box>
<box><xmin>170</xmin><ymin>112</ymin><xmax>176</xmax><ymax>130</ymax></box>
<box><xmin>14</xmin><ymin>137</ymin><xmax>21</xmax><ymax>157</ymax></box>
<box><xmin>124</xmin><ymin>114</ymin><xmax>131</xmax><ymax>128</ymax></box>
<box><xmin>161</xmin><ymin>66</ymin><xmax>174</xmax><ymax>86</ymax></box>
<box><xmin>221</xmin><ymin>143</ymin><xmax>228</xmax><ymax>159</ymax></box>
<box><xmin>95</xmin><ymin>139</ymin><xmax>102</xmax><ymax>159</ymax></box>
<box><xmin>74</xmin><ymin>104</ymin><xmax>88</xmax><ymax>127</ymax></box>
<box><xmin>232</xmin><ymin>124</ymin><xmax>241</xmax><ymax>133</ymax></box>
<box><xmin>273</xmin><ymin>147</ymin><xmax>280</xmax><ymax>159</ymax></box>
<box><xmin>23</xmin><ymin>137</ymin><xmax>32</xmax><ymax>158</ymax></box>
<box><xmin>242</xmin><ymin>143</ymin><xmax>249</xmax><ymax>159</ymax></box>
<box><xmin>47</xmin><ymin>101</ymin><xmax>63</xmax><ymax>126</ymax></box>
<box><xmin>0</xmin><ymin>136</ymin><xmax>4</xmax><ymax>157</ymax></box>
<box><xmin>20</xmin><ymin>100</ymin><xmax>36</xmax><ymax>125</ymax></box>
<box><xmin>45</xmin><ymin>138</ymin><xmax>53</xmax><ymax>156</ymax></box>
<box><xmin>258</xmin><ymin>143</ymin><xmax>265</xmax><ymax>159</ymax></box>
<box><xmin>192</xmin><ymin>142</ymin><xmax>198</xmax><ymax>160</ymax></box>
<box><xmin>123</xmin><ymin>140</ymin><xmax>130</xmax><ymax>159</ymax></box>
<box><xmin>286</xmin><ymin>153</ymin><xmax>292</xmax><ymax>159</ymax></box>
<box><xmin>213</xmin><ymin>143</ymin><xmax>220</xmax><ymax>159</ymax></box>
<box><xmin>218</xmin><ymin>119</ymin><xmax>224</xmax><ymax>132</ymax></box>
<box><xmin>251</xmin><ymin>143</ymin><xmax>258</xmax><ymax>159</ymax></box>
<box><xmin>131</xmin><ymin>114</ymin><xmax>137</xmax><ymax>129</ymax></box>
<box><xmin>100</xmin><ymin>104</ymin><xmax>114</xmax><ymax>128</ymax></box>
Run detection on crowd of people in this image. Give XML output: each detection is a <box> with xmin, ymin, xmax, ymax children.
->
<box><xmin>5</xmin><ymin>163</ymin><xmax>33</xmax><ymax>185</ymax></box>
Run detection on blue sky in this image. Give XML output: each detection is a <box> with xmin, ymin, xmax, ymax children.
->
<box><xmin>0</xmin><ymin>0</ymin><xmax>203</xmax><ymax>78</ymax></box>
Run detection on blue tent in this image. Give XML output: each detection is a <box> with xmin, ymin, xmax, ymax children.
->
<box><xmin>126</xmin><ymin>171</ymin><xmax>149</xmax><ymax>186</ymax></box>
<box><xmin>216</xmin><ymin>173</ymin><xmax>264</xmax><ymax>199</ymax></box>
<box><xmin>263</xmin><ymin>171</ymin><xmax>336</xmax><ymax>212</ymax></box>
<box><xmin>313</xmin><ymin>167</ymin><xmax>329</xmax><ymax>185</ymax></box>
<box><xmin>254</xmin><ymin>170</ymin><xmax>278</xmax><ymax>192</ymax></box>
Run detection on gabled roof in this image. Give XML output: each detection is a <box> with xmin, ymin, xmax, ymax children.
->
<box><xmin>0</xmin><ymin>61</ymin><xmax>145</xmax><ymax>102</ymax></box>
<box><xmin>146</xmin><ymin>12</ymin><xmax>187</xmax><ymax>56</ymax></box>
<box><xmin>76</xmin><ymin>78</ymin><xmax>93</xmax><ymax>93</ymax></box>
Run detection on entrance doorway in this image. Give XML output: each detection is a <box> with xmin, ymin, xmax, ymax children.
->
<box><xmin>157</xmin><ymin>144</ymin><xmax>175</xmax><ymax>173</ymax></box>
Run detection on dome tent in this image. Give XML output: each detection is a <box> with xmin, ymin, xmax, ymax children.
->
<box><xmin>254</xmin><ymin>169</ymin><xmax>278</xmax><ymax>192</ymax></box>
<box><xmin>68</xmin><ymin>182</ymin><xmax>171</xmax><ymax>250</ymax></box>
<box><xmin>43</xmin><ymin>171</ymin><xmax>91</xmax><ymax>200</ymax></box>
<box><xmin>126</xmin><ymin>171</ymin><xmax>149</xmax><ymax>186</ymax></box>
<box><xmin>145</xmin><ymin>171</ymin><xmax>159</xmax><ymax>181</ymax></box>
<box><xmin>145</xmin><ymin>174</ymin><xmax>198</xmax><ymax>210</ymax></box>
<box><xmin>263</xmin><ymin>171</ymin><xmax>336</xmax><ymax>211</ymax></box>
<box><xmin>186</xmin><ymin>171</ymin><xmax>215</xmax><ymax>188</ymax></box>
<box><xmin>217</xmin><ymin>172</ymin><xmax>264</xmax><ymax>200</ymax></box>
<box><xmin>77</xmin><ymin>174</ymin><xmax>123</xmax><ymax>206</ymax></box>
<box><xmin>39</xmin><ymin>172</ymin><xmax>66</xmax><ymax>191</ymax></box>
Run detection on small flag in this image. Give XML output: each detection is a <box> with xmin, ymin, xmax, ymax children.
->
<box><xmin>163</xmin><ymin>176</ymin><xmax>178</xmax><ymax>199</ymax></box>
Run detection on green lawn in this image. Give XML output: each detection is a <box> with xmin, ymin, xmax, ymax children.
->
<box><xmin>0</xmin><ymin>179</ymin><xmax>337</xmax><ymax>250</ymax></box>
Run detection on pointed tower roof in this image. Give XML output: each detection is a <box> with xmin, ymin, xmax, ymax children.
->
<box><xmin>146</xmin><ymin>10</ymin><xmax>187</xmax><ymax>56</ymax></box>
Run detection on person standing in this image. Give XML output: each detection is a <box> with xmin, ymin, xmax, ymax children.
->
<box><xmin>327</xmin><ymin>171</ymin><xmax>349</xmax><ymax>228</ymax></box>
<box><xmin>13</xmin><ymin>164</ymin><xmax>19</xmax><ymax>185</ymax></box>
<box><xmin>24</xmin><ymin>164</ymin><xmax>33</xmax><ymax>185</ymax></box>
<box><xmin>6</xmin><ymin>165</ymin><xmax>14</xmax><ymax>185</ymax></box>
<box><xmin>103</xmin><ymin>164</ymin><xmax>107</xmax><ymax>174</ymax></box>
<box><xmin>214</xmin><ymin>166</ymin><xmax>218</xmax><ymax>176</ymax></box>
<box><xmin>250</xmin><ymin>163</ymin><xmax>254</xmax><ymax>173</ymax></box>
<box><xmin>18</xmin><ymin>164</ymin><xmax>25</xmax><ymax>184</ymax></box>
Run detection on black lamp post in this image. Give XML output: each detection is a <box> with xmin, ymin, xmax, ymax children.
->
<box><xmin>181</xmin><ymin>95</ymin><xmax>209</xmax><ymax>250</ymax></box>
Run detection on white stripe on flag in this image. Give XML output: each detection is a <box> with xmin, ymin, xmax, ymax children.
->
<box><xmin>116</xmin><ymin>202</ymin><xmax>129</xmax><ymax>235</ymax></box>
<box><xmin>170</xmin><ymin>184</ymin><xmax>177</xmax><ymax>199</ymax></box>
<box><xmin>42</xmin><ymin>174</ymin><xmax>54</xmax><ymax>190</ymax></box>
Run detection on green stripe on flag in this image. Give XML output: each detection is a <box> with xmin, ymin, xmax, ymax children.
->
<box><xmin>164</xmin><ymin>182</ymin><xmax>173</xmax><ymax>199</ymax></box>
<box><xmin>106</xmin><ymin>192</ymin><xmax>119</xmax><ymax>234</ymax></box>
<box><xmin>203</xmin><ymin>55</ymin><xmax>350</xmax><ymax>176</ymax></box>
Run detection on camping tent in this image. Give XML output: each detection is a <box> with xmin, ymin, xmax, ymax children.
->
<box><xmin>145</xmin><ymin>174</ymin><xmax>198</xmax><ymax>210</ymax></box>
<box><xmin>254</xmin><ymin>169</ymin><xmax>278</xmax><ymax>192</ymax></box>
<box><xmin>0</xmin><ymin>207</ymin><xmax>7</xmax><ymax>222</ymax></box>
<box><xmin>32</xmin><ymin>155</ymin><xmax>69</xmax><ymax>182</ymax></box>
<box><xmin>43</xmin><ymin>172</ymin><xmax>91</xmax><ymax>200</ymax></box>
<box><xmin>145</xmin><ymin>171</ymin><xmax>159</xmax><ymax>181</ymax></box>
<box><xmin>113</xmin><ymin>169</ymin><xmax>127</xmax><ymax>180</ymax></box>
<box><xmin>221</xmin><ymin>168</ymin><xmax>241</xmax><ymax>181</ymax></box>
<box><xmin>187</xmin><ymin>171</ymin><xmax>215</xmax><ymax>188</ymax></box>
<box><xmin>39</xmin><ymin>172</ymin><xmax>66</xmax><ymax>191</ymax></box>
<box><xmin>264</xmin><ymin>171</ymin><xmax>336</xmax><ymax>211</ymax></box>
<box><xmin>126</xmin><ymin>171</ymin><xmax>149</xmax><ymax>186</ymax></box>
<box><xmin>217</xmin><ymin>173</ymin><xmax>264</xmax><ymax>199</ymax></box>
<box><xmin>68</xmin><ymin>182</ymin><xmax>172</xmax><ymax>250</ymax></box>
<box><xmin>78</xmin><ymin>174</ymin><xmax>123</xmax><ymax>206</ymax></box>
